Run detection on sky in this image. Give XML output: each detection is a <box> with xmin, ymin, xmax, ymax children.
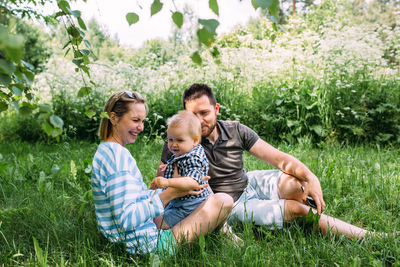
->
<box><xmin>62</xmin><ymin>0</ymin><xmax>260</xmax><ymax>48</ymax></box>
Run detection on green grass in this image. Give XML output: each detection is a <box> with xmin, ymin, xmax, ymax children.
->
<box><xmin>0</xmin><ymin>139</ymin><xmax>399</xmax><ymax>266</ymax></box>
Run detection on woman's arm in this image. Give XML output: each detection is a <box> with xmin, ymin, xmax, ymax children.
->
<box><xmin>107</xmin><ymin>173</ymin><xmax>165</xmax><ymax>231</ymax></box>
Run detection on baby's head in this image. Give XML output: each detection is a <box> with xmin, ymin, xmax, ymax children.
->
<box><xmin>167</xmin><ymin>110</ymin><xmax>201</xmax><ymax>156</ymax></box>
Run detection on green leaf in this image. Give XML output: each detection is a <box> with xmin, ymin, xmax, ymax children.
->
<box><xmin>62</xmin><ymin>40</ymin><xmax>71</xmax><ymax>50</ymax></box>
<box><xmin>38</xmin><ymin>104</ymin><xmax>52</xmax><ymax>113</ymax></box>
<box><xmin>287</xmin><ymin>119</ymin><xmax>300</xmax><ymax>128</ymax></box>
<box><xmin>11</xmin><ymin>100</ymin><xmax>19</xmax><ymax>110</ymax></box>
<box><xmin>150</xmin><ymin>253</ymin><xmax>160</xmax><ymax>267</ymax></box>
<box><xmin>41</xmin><ymin>121</ymin><xmax>54</xmax><ymax>136</ymax></box>
<box><xmin>198</xmin><ymin>19</ymin><xmax>219</xmax><ymax>34</ymax></box>
<box><xmin>54</xmin><ymin>11</ymin><xmax>65</xmax><ymax>18</ymax></box>
<box><xmin>67</xmin><ymin>26</ymin><xmax>80</xmax><ymax>38</ymax></box>
<box><xmin>74</xmin><ymin>50</ymin><xmax>82</xmax><ymax>58</ymax></box>
<box><xmin>70</xmin><ymin>10</ymin><xmax>81</xmax><ymax>18</ymax></box>
<box><xmin>82</xmin><ymin>54</ymin><xmax>90</xmax><ymax>64</ymax></box>
<box><xmin>254</xmin><ymin>0</ymin><xmax>279</xmax><ymax>16</ymax></box>
<box><xmin>190</xmin><ymin>51</ymin><xmax>202</xmax><ymax>65</ymax></box>
<box><xmin>0</xmin><ymin>59</ymin><xmax>16</xmax><ymax>74</ymax></box>
<box><xmin>78</xmin><ymin>17</ymin><xmax>87</xmax><ymax>30</ymax></box>
<box><xmin>172</xmin><ymin>12</ymin><xmax>183</xmax><ymax>28</ymax></box>
<box><xmin>197</xmin><ymin>28</ymin><xmax>214</xmax><ymax>47</ymax></box>
<box><xmin>209</xmin><ymin>0</ymin><xmax>219</xmax><ymax>16</ymax></box>
<box><xmin>72</xmin><ymin>58</ymin><xmax>84</xmax><ymax>67</ymax></box>
<box><xmin>50</xmin><ymin>115</ymin><xmax>64</xmax><ymax>129</ymax></box>
<box><xmin>80</xmin><ymin>49</ymin><xmax>90</xmax><ymax>56</ymax></box>
<box><xmin>254</xmin><ymin>0</ymin><xmax>274</xmax><ymax>9</ymax></box>
<box><xmin>57</xmin><ymin>0</ymin><xmax>71</xmax><ymax>14</ymax></box>
<box><xmin>64</xmin><ymin>48</ymin><xmax>71</xmax><ymax>57</ymax></box>
<box><xmin>100</xmin><ymin>112</ymin><xmax>110</xmax><ymax>119</ymax></box>
<box><xmin>78</xmin><ymin>86</ymin><xmax>91</xmax><ymax>98</ymax></box>
<box><xmin>22</xmin><ymin>69</ymin><xmax>34</xmax><ymax>84</ymax></box>
<box><xmin>12</xmin><ymin>86</ymin><xmax>22</xmax><ymax>96</ymax></box>
<box><xmin>77</xmin><ymin>28</ymin><xmax>86</xmax><ymax>38</ymax></box>
<box><xmin>21</xmin><ymin>60</ymin><xmax>34</xmax><ymax>70</ymax></box>
<box><xmin>310</xmin><ymin>125</ymin><xmax>328</xmax><ymax>137</ymax></box>
<box><xmin>32</xmin><ymin>236</ymin><xmax>46</xmax><ymax>266</ymax></box>
<box><xmin>81</xmin><ymin>65</ymin><xmax>90</xmax><ymax>77</ymax></box>
<box><xmin>85</xmin><ymin>109</ymin><xmax>96</xmax><ymax>118</ymax></box>
<box><xmin>19</xmin><ymin>105</ymin><xmax>32</xmax><ymax>115</ymax></box>
<box><xmin>4</xmin><ymin>37</ymin><xmax>25</xmax><ymax>62</ymax></box>
<box><xmin>0</xmin><ymin>101</ymin><xmax>8</xmax><ymax>112</ymax></box>
<box><xmin>0</xmin><ymin>74</ymin><xmax>11</xmax><ymax>87</ymax></box>
<box><xmin>19</xmin><ymin>102</ymin><xmax>36</xmax><ymax>116</ymax></box>
<box><xmin>198</xmin><ymin>235</ymin><xmax>205</xmax><ymax>252</ymax></box>
<box><xmin>251</xmin><ymin>0</ymin><xmax>259</xmax><ymax>9</ymax></box>
<box><xmin>84</xmin><ymin>40</ymin><xmax>92</xmax><ymax>48</ymax></box>
<box><xmin>211</xmin><ymin>46</ymin><xmax>220</xmax><ymax>58</ymax></box>
<box><xmin>42</xmin><ymin>121</ymin><xmax>62</xmax><ymax>137</ymax></box>
<box><xmin>151</xmin><ymin>0</ymin><xmax>163</xmax><ymax>16</ymax></box>
<box><xmin>126</xmin><ymin>12</ymin><xmax>139</xmax><ymax>26</ymax></box>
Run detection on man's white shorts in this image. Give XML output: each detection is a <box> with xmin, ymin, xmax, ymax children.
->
<box><xmin>228</xmin><ymin>170</ymin><xmax>285</xmax><ymax>229</ymax></box>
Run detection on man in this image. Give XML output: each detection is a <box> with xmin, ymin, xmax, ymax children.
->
<box><xmin>159</xmin><ymin>83</ymin><xmax>370</xmax><ymax>238</ymax></box>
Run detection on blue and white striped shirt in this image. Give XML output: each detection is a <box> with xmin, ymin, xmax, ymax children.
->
<box><xmin>91</xmin><ymin>142</ymin><xmax>164</xmax><ymax>254</ymax></box>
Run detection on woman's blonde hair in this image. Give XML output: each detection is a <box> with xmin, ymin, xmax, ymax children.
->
<box><xmin>98</xmin><ymin>91</ymin><xmax>147</xmax><ymax>140</ymax></box>
<box><xmin>167</xmin><ymin>110</ymin><xmax>201</xmax><ymax>140</ymax></box>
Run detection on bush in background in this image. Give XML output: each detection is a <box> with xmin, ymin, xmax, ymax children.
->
<box><xmin>2</xmin><ymin>0</ymin><xmax>399</xmax><ymax>145</ymax></box>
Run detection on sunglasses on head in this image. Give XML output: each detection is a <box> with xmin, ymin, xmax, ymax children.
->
<box><xmin>111</xmin><ymin>91</ymin><xmax>143</xmax><ymax>111</ymax></box>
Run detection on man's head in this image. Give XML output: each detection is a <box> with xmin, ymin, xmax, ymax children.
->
<box><xmin>182</xmin><ymin>83</ymin><xmax>219</xmax><ymax>138</ymax></box>
<box><xmin>167</xmin><ymin>110</ymin><xmax>201</xmax><ymax>156</ymax></box>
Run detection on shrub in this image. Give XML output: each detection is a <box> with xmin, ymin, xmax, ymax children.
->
<box><xmin>51</xmin><ymin>89</ymin><xmax>107</xmax><ymax>141</ymax></box>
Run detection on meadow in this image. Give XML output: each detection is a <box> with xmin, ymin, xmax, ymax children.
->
<box><xmin>0</xmin><ymin>138</ymin><xmax>399</xmax><ymax>266</ymax></box>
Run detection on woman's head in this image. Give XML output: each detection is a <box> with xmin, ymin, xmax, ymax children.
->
<box><xmin>99</xmin><ymin>91</ymin><xmax>147</xmax><ymax>145</ymax></box>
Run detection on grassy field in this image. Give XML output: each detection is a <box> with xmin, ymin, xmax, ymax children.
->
<box><xmin>0</xmin><ymin>139</ymin><xmax>399</xmax><ymax>266</ymax></box>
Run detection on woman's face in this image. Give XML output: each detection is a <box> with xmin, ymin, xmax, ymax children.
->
<box><xmin>111</xmin><ymin>102</ymin><xmax>146</xmax><ymax>146</ymax></box>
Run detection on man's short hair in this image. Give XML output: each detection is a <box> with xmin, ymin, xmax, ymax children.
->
<box><xmin>182</xmin><ymin>83</ymin><xmax>217</xmax><ymax>108</ymax></box>
<box><xmin>167</xmin><ymin>110</ymin><xmax>201</xmax><ymax>140</ymax></box>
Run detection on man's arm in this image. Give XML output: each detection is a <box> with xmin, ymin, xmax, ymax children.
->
<box><xmin>248</xmin><ymin>138</ymin><xmax>325</xmax><ymax>214</ymax></box>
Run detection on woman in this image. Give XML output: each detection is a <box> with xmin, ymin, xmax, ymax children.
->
<box><xmin>91</xmin><ymin>90</ymin><xmax>233</xmax><ymax>255</ymax></box>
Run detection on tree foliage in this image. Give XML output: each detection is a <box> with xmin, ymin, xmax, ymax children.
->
<box><xmin>0</xmin><ymin>0</ymin><xmax>279</xmax><ymax>140</ymax></box>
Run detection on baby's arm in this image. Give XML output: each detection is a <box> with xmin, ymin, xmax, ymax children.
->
<box><xmin>150</xmin><ymin>176</ymin><xmax>206</xmax><ymax>191</ymax></box>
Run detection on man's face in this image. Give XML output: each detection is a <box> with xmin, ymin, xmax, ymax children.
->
<box><xmin>185</xmin><ymin>95</ymin><xmax>219</xmax><ymax>137</ymax></box>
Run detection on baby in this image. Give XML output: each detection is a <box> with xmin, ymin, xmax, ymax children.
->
<box><xmin>150</xmin><ymin>110</ymin><xmax>211</xmax><ymax>229</ymax></box>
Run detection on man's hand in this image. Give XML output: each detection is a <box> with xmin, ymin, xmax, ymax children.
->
<box><xmin>150</xmin><ymin>177</ymin><xmax>169</xmax><ymax>189</ymax></box>
<box><xmin>304</xmin><ymin>177</ymin><xmax>326</xmax><ymax>214</ymax></box>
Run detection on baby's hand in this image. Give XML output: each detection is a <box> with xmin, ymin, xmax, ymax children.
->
<box><xmin>150</xmin><ymin>177</ymin><xmax>169</xmax><ymax>189</ymax></box>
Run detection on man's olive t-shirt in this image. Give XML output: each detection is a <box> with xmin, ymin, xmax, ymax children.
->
<box><xmin>161</xmin><ymin>120</ymin><xmax>259</xmax><ymax>201</ymax></box>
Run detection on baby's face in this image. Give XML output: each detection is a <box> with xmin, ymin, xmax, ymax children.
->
<box><xmin>167</xmin><ymin>126</ymin><xmax>198</xmax><ymax>157</ymax></box>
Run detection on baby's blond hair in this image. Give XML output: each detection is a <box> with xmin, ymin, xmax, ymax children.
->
<box><xmin>167</xmin><ymin>110</ymin><xmax>201</xmax><ymax>140</ymax></box>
